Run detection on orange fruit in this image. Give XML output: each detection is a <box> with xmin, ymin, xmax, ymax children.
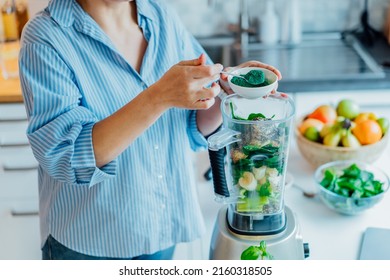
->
<box><xmin>298</xmin><ymin>118</ymin><xmax>324</xmax><ymax>135</ymax></box>
<box><xmin>352</xmin><ymin>119</ymin><xmax>382</xmax><ymax>145</ymax></box>
<box><xmin>354</xmin><ymin>112</ymin><xmax>377</xmax><ymax>124</ymax></box>
<box><xmin>307</xmin><ymin>105</ymin><xmax>337</xmax><ymax>124</ymax></box>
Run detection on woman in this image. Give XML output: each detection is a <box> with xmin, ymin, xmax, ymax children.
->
<box><xmin>19</xmin><ymin>0</ymin><xmax>281</xmax><ymax>260</ymax></box>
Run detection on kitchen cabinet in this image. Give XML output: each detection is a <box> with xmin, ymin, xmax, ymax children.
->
<box><xmin>0</xmin><ymin>102</ymin><xmax>40</xmax><ymax>260</ymax></box>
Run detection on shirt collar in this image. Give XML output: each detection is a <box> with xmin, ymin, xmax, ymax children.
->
<box><xmin>47</xmin><ymin>0</ymin><xmax>76</xmax><ymax>28</ymax></box>
<box><xmin>135</xmin><ymin>0</ymin><xmax>156</xmax><ymax>22</ymax></box>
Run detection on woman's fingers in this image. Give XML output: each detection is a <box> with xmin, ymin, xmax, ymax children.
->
<box><xmin>197</xmin><ymin>82</ymin><xmax>220</xmax><ymax>100</ymax></box>
<box><xmin>239</xmin><ymin>61</ymin><xmax>282</xmax><ymax>80</ymax></box>
<box><xmin>178</xmin><ymin>53</ymin><xmax>208</xmax><ymax>67</ymax></box>
<box><xmin>178</xmin><ymin>53</ymin><xmax>205</xmax><ymax>67</ymax></box>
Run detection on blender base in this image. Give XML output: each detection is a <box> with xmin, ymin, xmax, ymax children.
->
<box><xmin>209</xmin><ymin>205</ymin><xmax>309</xmax><ymax>260</ymax></box>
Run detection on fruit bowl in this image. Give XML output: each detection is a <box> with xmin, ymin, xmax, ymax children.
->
<box><xmin>228</xmin><ymin>67</ymin><xmax>278</xmax><ymax>99</ymax></box>
<box><xmin>295</xmin><ymin>125</ymin><xmax>389</xmax><ymax>168</ymax></box>
<box><xmin>314</xmin><ymin>160</ymin><xmax>389</xmax><ymax>215</ymax></box>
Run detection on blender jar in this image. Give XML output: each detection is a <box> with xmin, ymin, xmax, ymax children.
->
<box><xmin>208</xmin><ymin>94</ymin><xmax>295</xmax><ymax>235</ymax></box>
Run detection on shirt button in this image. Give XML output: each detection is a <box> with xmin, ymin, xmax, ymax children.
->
<box><xmin>158</xmin><ymin>174</ymin><xmax>163</xmax><ymax>179</ymax></box>
<box><xmin>161</xmin><ymin>204</ymin><xmax>166</xmax><ymax>209</ymax></box>
<box><xmin>154</xmin><ymin>145</ymin><xmax>159</xmax><ymax>150</ymax></box>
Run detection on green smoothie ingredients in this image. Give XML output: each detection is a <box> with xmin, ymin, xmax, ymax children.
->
<box><xmin>241</xmin><ymin>240</ymin><xmax>274</xmax><ymax>260</ymax></box>
<box><xmin>231</xmin><ymin>69</ymin><xmax>270</xmax><ymax>88</ymax></box>
<box><xmin>230</xmin><ymin>102</ymin><xmax>275</xmax><ymax>121</ymax></box>
<box><xmin>320</xmin><ymin>163</ymin><xmax>385</xmax><ymax>198</ymax></box>
<box><xmin>229</xmin><ymin>121</ymin><xmax>288</xmax><ymax>213</ymax></box>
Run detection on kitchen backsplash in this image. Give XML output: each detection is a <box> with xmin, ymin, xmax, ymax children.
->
<box><xmin>168</xmin><ymin>0</ymin><xmax>390</xmax><ymax>37</ymax></box>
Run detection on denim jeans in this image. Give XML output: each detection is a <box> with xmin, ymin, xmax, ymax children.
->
<box><xmin>42</xmin><ymin>235</ymin><xmax>175</xmax><ymax>260</ymax></box>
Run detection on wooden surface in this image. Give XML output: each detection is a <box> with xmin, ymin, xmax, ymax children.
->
<box><xmin>0</xmin><ymin>75</ymin><xmax>23</xmax><ymax>103</ymax></box>
<box><xmin>0</xmin><ymin>41</ymin><xmax>23</xmax><ymax>103</ymax></box>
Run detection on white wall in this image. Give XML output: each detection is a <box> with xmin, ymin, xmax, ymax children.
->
<box><xmin>27</xmin><ymin>0</ymin><xmax>49</xmax><ymax>16</ymax></box>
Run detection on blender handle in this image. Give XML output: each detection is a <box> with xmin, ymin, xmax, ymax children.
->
<box><xmin>208</xmin><ymin>148</ymin><xmax>230</xmax><ymax>197</ymax></box>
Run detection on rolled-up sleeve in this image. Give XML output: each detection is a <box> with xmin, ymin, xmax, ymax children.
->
<box><xmin>187</xmin><ymin>110</ymin><xmax>208</xmax><ymax>151</ymax></box>
<box><xmin>19</xmin><ymin>43</ymin><xmax>116</xmax><ymax>187</ymax></box>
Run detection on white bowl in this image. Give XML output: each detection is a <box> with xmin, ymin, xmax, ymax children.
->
<box><xmin>228</xmin><ymin>67</ymin><xmax>278</xmax><ymax>99</ymax></box>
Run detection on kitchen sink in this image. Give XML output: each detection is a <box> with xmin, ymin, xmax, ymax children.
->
<box><xmin>232</xmin><ymin>33</ymin><xmax>386</xmax><ymax>82</ymax></box>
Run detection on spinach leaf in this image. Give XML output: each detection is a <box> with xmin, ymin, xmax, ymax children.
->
<box><xmin>321</xmin><ymin>164</ymin><xmax>385</xmax><ymax>198</ymax></box>
<box><xmin>247</xmin><ymin>113</ymin><xmax>266</xmax><ymax>120</ymax></box>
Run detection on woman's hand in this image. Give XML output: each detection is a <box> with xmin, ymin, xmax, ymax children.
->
<box><xmin>219</xmin><ymin>61</ymin><xmax>282</xmax><ymax>95</ymax></box>
<box><xmin>153</xmin><ymin>54</ymin><xmax>223</xmax><ymax>110</ymax></box>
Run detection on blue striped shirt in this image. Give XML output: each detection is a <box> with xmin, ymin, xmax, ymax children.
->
<box><xmin>19</xmin><ymin>0</ymin><xmax>210</xmax><ymax>258</ymax></box>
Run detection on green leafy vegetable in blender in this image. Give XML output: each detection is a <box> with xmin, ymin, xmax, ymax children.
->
<box><xmin>241</xmin><ymin>240</ymin><xmax>274</xmax><ymax>260</ymax></box>
<box><xmin>232</xmin><ymin>138</ymin><xmax>286</xmax><ymax>213</ymax></box>
<box><xmin>230</xmin><ymin>102</ymin><xmax>275</xmax><ymax>121</ymax></box>
<box><xmin>320</xmin><ymin>163</ymin><xmax>385</xmax><ymax>198</ymax></box>
<box><xmin>231</xmin><ymin>69</ymin><xmax>270</xmax><ymax>88</ymax></box>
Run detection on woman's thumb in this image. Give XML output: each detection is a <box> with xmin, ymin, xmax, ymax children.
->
<box><xmin>179</xmin><ymin>53</ymin><xmax>206</xmax><ymax>66</ymax></box>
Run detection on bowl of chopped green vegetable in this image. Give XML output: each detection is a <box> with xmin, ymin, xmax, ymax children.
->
<box><xmin>228</xmin><ymin>67</ymin><xmax>278</xmax><ymax>99</ymax></box>
<box><xmin>314</xmin><ymin>160</ymin><xmax>389</xmax><ymax>215</ymax></box>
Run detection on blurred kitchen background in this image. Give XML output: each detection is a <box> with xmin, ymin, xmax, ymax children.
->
<box><xmin>171</xmin><ymin>0</ymin><xmax>388</xmax><ymax>37</ymax></box>
<box><xmin>1</xmin><ymin>0</ymin><xmax>390</xmax><ymax>260</ymax></box>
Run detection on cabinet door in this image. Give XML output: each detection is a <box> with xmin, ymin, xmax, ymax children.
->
<box><xmin>0</xmin><ymin>199</ymin><xmax>41</xmax><ymax>260</ymax></box>
<box><xmin>0</xmin><ymin>103</ymin><xmax>27</xmax><ymax>121</ymax></box>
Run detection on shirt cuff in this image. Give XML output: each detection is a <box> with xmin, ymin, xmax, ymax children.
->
<box><xmin>72</xmin><ymin>122</ymin><xmax>117</xmax><ymax>187</ymax></box>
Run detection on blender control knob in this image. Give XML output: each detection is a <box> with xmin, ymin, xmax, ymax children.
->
<box><xmin>303</xmin><ymin>243</ymin><xmax>310</xmax><ymax>258</ymax></box>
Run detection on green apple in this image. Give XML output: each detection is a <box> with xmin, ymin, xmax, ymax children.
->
<box><xmin>304</xmin><ymin>126</ymin><xmax>321</xmax><ymax>142</ymax></box>
<box><xmin>336</xmin><ymin>99</ymin><xmax>360</xmax><ymax>120</ymax></box>
<box><xmin>377</xmin><ymin>117</ymin><xmax>389</xmax><ymax>135</ymax></box>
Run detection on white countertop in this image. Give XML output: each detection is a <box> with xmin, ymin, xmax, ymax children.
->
<box><xmin>285</xmin><ymin>135</ymin><xmax>390</xmax><ymax>260</ymax></box>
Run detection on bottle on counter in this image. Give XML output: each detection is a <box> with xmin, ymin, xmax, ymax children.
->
<box><xmin>15</xmin><ymin>0</ymin><xmax>29</xmax><ymax>38</ymax></box>
<box><xmin>1</xmin><ymin>0</ymin><xmax>18</xmax><ymax>41</ymax></box>
<box><xmin>258</xmin><ymin>0</ymin><xmax>280</xmax><ymax>45</ymax></box>
<box><xmin>280</xmin><ymin>0</ymin><xmax>301</xmax><ymax>45</ymax></box>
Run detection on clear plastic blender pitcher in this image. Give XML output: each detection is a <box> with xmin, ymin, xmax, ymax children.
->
<box><xmin>208</xmin><ymin>93</ymin><xmax>295</xmax><ymax>235</ymax></box>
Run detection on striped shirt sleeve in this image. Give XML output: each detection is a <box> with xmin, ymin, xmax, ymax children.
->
<box><xmin>19</xmin><ymin>43</ymin><xmax>116</xmax><ymax>187</ymax></box>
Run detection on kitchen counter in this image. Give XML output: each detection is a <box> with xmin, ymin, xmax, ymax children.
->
<box><xmin>198</xmin><ymin>32</ymin><xmax>390</xmax><ymax>93</ymax></box>
<box><xmin>278</xmin><ymin>33</ymin><xmax>390</xmax><ymax>93</ymax></box>
<box><xmin>0</xmin><ymin>76</ymin><xmax>23</xmax><ymax>103</ymax></box>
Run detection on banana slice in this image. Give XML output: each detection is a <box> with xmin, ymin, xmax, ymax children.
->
<box><xmin>238</xmin><ymin>172</ymin><xmax>257</xmax><ymax>191</ymax></box>
<box><xmin>268</xmin><ymin>175</ymin><xmax>281</xmax><ymax>188</ymax></box>
<box><xmin>253</xmin><ymin>166</ymin><xmax>266</xmax><ymax>180</ymax></box>
<box><xmin>266</xmin><ymin>167</ymin><xmax>279</xmax><ymax>177</ymax></box>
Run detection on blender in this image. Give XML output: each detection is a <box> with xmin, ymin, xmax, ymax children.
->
<box><xmin>207</xmin><ymin>93</ymin><xmax>309</xmax><ymax>260</ymax></box>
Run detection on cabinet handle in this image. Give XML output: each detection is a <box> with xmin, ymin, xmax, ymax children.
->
<box><xmin>0</xmin><ymin>118</ymin><xmax>28</xmax><ymax>122</ymax></box>
<box><xmin>0</xmin><ymin>142</ymin><xmax>30</xmax><ymax>147</ymax></box>
<box><xmin>11</xmin><ymin>210</ymin><xmax>39</xmax><ymax>217</ymax></box>
<box><xmin>3</xmin><ymin>165</ymin><xmax>38</xmax><ymax>171</ymax></box>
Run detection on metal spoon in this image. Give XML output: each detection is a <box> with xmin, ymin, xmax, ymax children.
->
<box><xmin>220</xmin><ymin>71</ymin><xmax>263</xmax><ymax>86</ymax></box>
<box><xmin>292</xmin><ymin>184</ymin><xmax>318</xmax><ymax>198</ymax></box>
